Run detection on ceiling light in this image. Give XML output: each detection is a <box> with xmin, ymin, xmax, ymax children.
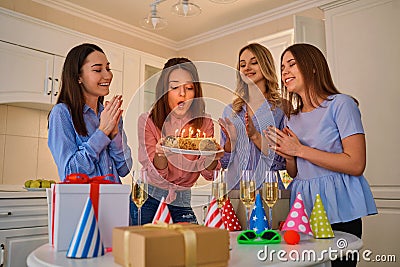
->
<box><xmin>141</xmin><ymin>0</ymin><xmax>236</xmax><ymax>30</ymax></box>
<box><xmin>140</xmin><ymin>3</ymin><xmax>168</xmax><ymax>30</ymax></box>
<box><xmin>171</xmin><ymin>0</ymin><xmax>201</xmax><ymax>17</ymax></box>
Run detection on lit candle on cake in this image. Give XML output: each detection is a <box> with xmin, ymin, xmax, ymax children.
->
<box><xmin>196</xmin><ymin>129</ymin><xmax>201</xmax><ymax>138</ymax></box>
<box><xmin>175</xmin><ymin>129</ymin><xmax>179</xmax><ymax>137</ymax></box>
<box><xmin>189</xmin><ymin>127</ymin><xmax>194</xmax><ymax>138</ymax></box>
<box><xmin>181</xmin><ymin>129</ymin><xmax>185</xmax><ymax>138</ymax></box>
<box><xmin>203</xmin><ymin>132</ymin><xmax>206</xmax><ymax>138</ymax></box>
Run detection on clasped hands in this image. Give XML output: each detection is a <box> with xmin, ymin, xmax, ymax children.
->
<box><xmin>264</xmin><ymin>126</ymin><xmax>302</xmax><ymax>160</ymax></box>
<box><xmin>99</xmin><ymin>95</ymin><xmax>123</xmax><ymax>139</ymax></box>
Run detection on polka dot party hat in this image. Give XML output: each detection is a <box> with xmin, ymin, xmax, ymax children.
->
<box><xmin>281</xmin><ymin>192</ymin><xmax>313</xmax><ymax>236</ymax></box>
<box><xmin>221</xmin><ymin>198</ymin><xmax>242</xmax><ymax>231</ymax></box>
<box><xmin>310</xmin><ymin>194</ymin><xmax>334</xmax><ymax>238</ymax></box>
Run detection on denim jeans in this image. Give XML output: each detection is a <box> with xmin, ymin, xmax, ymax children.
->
<box><xmin>130</xmin><ymin>185</ymin><xmax>198</xmax><ymax>225</ymax></box>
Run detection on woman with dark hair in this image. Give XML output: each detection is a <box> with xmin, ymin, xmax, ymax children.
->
<box><xmin>48</xmin><ymin>43</ymin><xmax>132</xmax><ymax>183</ymax></box>
<box><xmin>219</xmin><ymin>43</ymin><xmax>289</xmax><ymax>190</ymax></box>
<box><xmin>267</xmin><ymin>43</ymin><xmax>377</xmax><ymax>266</ymax></box>
<box><xmin>136</xmin><ymin>57</ymin><xmax>222</xmax><ymax>224</ymax></box>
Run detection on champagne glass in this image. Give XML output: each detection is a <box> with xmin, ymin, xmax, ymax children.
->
<box><xmin>262</xmin><ymin>171</ymin><xmax>278</xmax><ymax>229</ymax></box>
<box><xmin>240</xmin><ymin>170</ymin><xmax>256</xmax><ymax>229</ymax></box>
<box><xmin>132</xmin><ymin>169</ymin><xmax>148</xmax><ymax>225</ymax></box>
<box><xmin>211</xmin><ymin>169</ymin><xmax>227</xmax><ymax>208</ymax></box>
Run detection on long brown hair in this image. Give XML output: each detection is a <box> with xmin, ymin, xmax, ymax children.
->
<box><xmin>50</xmin><ymin>43</ymin><xmax>105</xmax><ymax>136</ymax></box>
<box><xmin>232</xmin><ymin>43</ymin><xmax>281</xmax><ymax>113</ymax></box>
<box><xmin>280</xmin><ymin>43</ymin><xmax>350</xmax><ymax>116</ymax></box>
<box><xmin>150</xmin><ymin>57</ymin><xmax>205</xmax><ymax>131</ymax></box>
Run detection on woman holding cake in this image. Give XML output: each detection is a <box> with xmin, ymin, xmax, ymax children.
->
<box><xmin>219</xmin><ymin>43</ymin><xmax>289</xmax><ymax>190</ymax></box>
<box><xmin>136</xmin><ymin>57</ymin><xmax>222</xmax><ymax>224</ymax></box>
<box><xmin>48</xmin><ymin>43</ymin><xmax>132</xmax><ymax>182</ymax></box>
<box><xmin>266</xmin><ymin>43</ymin><xmax>377</xmax><ymax>266</ymax></box>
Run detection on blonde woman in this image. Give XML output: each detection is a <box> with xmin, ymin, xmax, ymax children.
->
<box><xmin>219</xmin><ymin>43</ymin><xmax>289</xmax><ymax>190</ymax></box>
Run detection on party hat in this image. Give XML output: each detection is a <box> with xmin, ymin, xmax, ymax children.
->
<box><xmin>221</xmin><ymin>198</ymin><xmax>241</xmax><ymax>231</ymax></box>
<box><xmin>204</xmin><ymin>197</ymin><xmax>225</xmax><ymax>229</ymax></box>
<box><xmin>152</xmin><ymin>196</ymin><xmax>173</xmax><ymax>224</ymax></box>
<box><xmin>310</xmin><ymin>194</ymin><xmax>334</xmax><ymax>238</ymax></box>
<box><xmin>281</xmin><ymin>193</ymin><xmax>313</xmax><ymax>236</ymax></box>
<box><xmin>66</xmin><ymin>197</ymin><xmax>104</xmax><ymax>258</ymax></box>
<box><xmin>249</xmin><ymin>193</ymin><xmax>269</xmax><ymax>233</ymax></box>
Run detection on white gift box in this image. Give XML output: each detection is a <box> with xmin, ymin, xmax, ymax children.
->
<box><xmin>48</xmin><ymin>183</ymin><xmax>130</xmax><ymax>251</ymax></box>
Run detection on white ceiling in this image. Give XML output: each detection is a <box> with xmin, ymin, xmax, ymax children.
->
<box><xmin>33</xmin><ymin>0</ymin><xmax>330</xmax><ymax>50</ymax></box>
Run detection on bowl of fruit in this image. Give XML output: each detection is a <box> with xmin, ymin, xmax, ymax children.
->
<box><xmin>24</xmin><ymin>179</ymin><xmax>56</xmax><ymax>191</ymax></box>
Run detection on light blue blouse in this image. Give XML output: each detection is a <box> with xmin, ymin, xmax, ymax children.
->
<box><xmin>48</xmin><ymin>103</ymin><xmax>132</xmax><ymax>182</ymax></box>
<box><xmin>287</xmin><ymin>94</ymin><xmax>377</xmax><ymax>224</ymax></box>
<box><xmin>220</xmin><ymin>101</ymin><xmax>286</xmax><ymax>190</ymax></box>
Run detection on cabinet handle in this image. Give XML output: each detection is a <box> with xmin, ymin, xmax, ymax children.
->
<box><xmin>0</xmin><ymin>211</ymin><xmax>11</xmax><ymax>217</ymax></box>
<box><xmin>46</xmin><ymin>77</ymin><xmax>52</xmax><ymax>95</ymax></box>
<box><xmin>202</xmin><ymin>205</ymin><xmax>208</xmax><ymax>224</ymax></box>
<box><xmin>0</xmin><ymin>243</ymin><xmax>4</xmax><ymax>266</ymax></box>
<box><xmin>53</xmin><ymin>78</ymin><xmax>59</xmax><ymax>96</ymax></box>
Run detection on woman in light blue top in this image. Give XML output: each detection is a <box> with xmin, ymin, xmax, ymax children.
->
<box><xmin>267</xmin><ymin>43</ymin><xmax>377</xmax><ymax>267</ymax></box>
<box><xmin>48</xmin><ymin>43</ymin><xmax>132</xmax><ymax>182</ymax></box>
<box><xmin>219</xmin><ymin>43</ymin><xmax>289</xmax><ymax>190</ymax></box>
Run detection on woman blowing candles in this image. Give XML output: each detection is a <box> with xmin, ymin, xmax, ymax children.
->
<box><xmin>48</xmin><ymin>43</ymin><xmax>132</xmax><ymax>182</ymax></box>
<box><xmin>266</xmin><ymin>43</ymin><xmax>377</xmax><ymax>267</ymax></box>
<box><xmin>135</xmin><ymin>57</ymin><xmax>223</xmax><ymax>224</ymax></box>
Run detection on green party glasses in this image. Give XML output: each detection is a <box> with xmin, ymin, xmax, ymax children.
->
<box><xmin>237</xmin><ymin>229</ymin><xmax>281</xmax><ymax>244</ymax></box>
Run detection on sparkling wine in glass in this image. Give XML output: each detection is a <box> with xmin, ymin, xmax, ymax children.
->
<box><xmin>262</xmin><ymin>171</ymin><xmax>278</xmax><ymax>229</ymax></box>
<box><xmin>240</xmin><ymin>170</ymin><xmax>256</xmax><ymax>229</ymax></box>
<box><xmin>212</xmin><ymin>169</ymin><xmax>228</xmax><ymax>208</ymax></box>
<box><xmin>132</xmin><ymin>169</ymin><xmax>148</xmax><ymax>225</ymax></box>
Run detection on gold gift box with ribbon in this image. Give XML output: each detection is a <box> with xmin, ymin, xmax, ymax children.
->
<box><xmin>113</xmin><ymin>223</ymin><xmax>230</xmax><ymax>267</ymax></box>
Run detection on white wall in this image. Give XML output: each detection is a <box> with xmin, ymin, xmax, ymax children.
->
<box><xmin>324</xmin><ymin>0</ymin><xmax>400</xmax><ymax>265</ymax></box>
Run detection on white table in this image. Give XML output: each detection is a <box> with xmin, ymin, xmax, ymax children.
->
<box><xmin>27</xmin><ymin>231</ymin><xmax>362</xmax><ymax>267</ymax></box>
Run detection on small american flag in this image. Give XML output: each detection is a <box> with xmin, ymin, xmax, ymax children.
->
<box><xmin>204</xmin><ymin>197</ymin><xmax>225</xmax><ymax>229</ymax></box>
<box><xmin>152</xmin><ymin>196</ymin><xmax>173</xmax><ymax>224</ymax></box>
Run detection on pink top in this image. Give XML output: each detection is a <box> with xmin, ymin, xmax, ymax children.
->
<box><xmin>137</xmin><ymin>112</ymin><xmax>221</xmax><ymax>203</ymax></box>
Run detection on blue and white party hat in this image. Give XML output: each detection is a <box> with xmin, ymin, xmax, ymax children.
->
<box><xmin>249</xmin><ymin>193</ymin><xmax>269</xmax><ymax>233</ymax></box>
<box><xmin>66</xmin><ymin>197</ymin><xmax>104</xmax><ymax>258</ymax></box>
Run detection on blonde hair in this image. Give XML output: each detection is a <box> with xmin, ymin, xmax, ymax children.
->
<box><xmin>232</xmin><ymin>43</ymin><xmax>281</xmax><ymax>113</ymax></box>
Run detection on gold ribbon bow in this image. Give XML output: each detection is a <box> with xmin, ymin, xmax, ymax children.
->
<box><xmin>123</xmin><ymin>222</ymin><xmax>197</xmax><ymax>267</ymax></box>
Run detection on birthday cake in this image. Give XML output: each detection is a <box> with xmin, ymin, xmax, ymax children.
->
<box><xmin>164</xmin><ymin>136</ymin><xmax>219</xmax><ymax>151</ymax></box>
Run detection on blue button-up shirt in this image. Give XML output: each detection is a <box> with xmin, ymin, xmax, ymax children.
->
<box><xmin>48</xmin><ymin>103</ymin><xmax>132</xmax><ymax>182</ymax></box>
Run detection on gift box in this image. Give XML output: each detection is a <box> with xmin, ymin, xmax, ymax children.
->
<box><xmin>48</xmin><ymin>183</ymin><xmax>130</xmax><ymax>251</ymax></box>
<box><xmin>113</xmin><ymin>224</ymin><xmax>230</xmax><ymax>267</ymax></box>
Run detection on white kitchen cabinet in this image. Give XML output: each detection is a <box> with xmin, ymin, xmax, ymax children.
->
<box><xmin>0</xmin><ymin>190</ymin><xmax>48</xmax><ymax>267</ymax></box>
<box><xmin>140</xmin><ymin>55</ymin><xmax>164</xmax><ymax>113</ymax></box>
<box><xmin>124</xmin><ymin>54</ymin><xmax>164</xmax><ymax>174</ymax></box>
<box><xmin>0</xmin><ymin>41</ymin><xmax>64</xmax><ymax>106</ymax></box>
<box><xmin>191</xmin><ymin>187</ymin><xmax>211</xmax><ymax>225</ymax></box>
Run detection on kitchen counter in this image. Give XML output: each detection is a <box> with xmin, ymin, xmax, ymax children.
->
<box><xmin>0</xmin><ymin>186</ymin><xmax>48</xmax><ymax>267</ymax></box>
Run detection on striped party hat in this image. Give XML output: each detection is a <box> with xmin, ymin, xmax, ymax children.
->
<box><xmin>152</xmin><ymin>196</ymin><xmax>173</xmax><ymax>224</ymax></box>
<box><xmin>66</xmin><ymin>197</ymin><xmax>104</xmax><ymax>258</ymax></box>
<box><xmin>204</xmin><ymin>197</ymin><xmax>225</xmax><ymax>229</ymax></box>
